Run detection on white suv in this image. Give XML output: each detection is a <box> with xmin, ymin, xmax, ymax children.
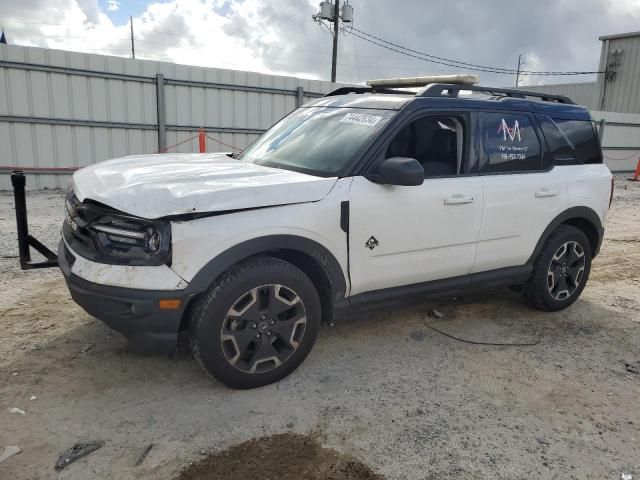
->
<box><xmin>59</xmin><ymin>79</ymin><xmax>613</xmax><ymax>388</ymax></box>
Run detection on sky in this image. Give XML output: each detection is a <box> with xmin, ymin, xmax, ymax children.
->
<box><xmin>0</xmin><ymin>0</ymin><xmax>639</xmax><ymax>86</ymax></box>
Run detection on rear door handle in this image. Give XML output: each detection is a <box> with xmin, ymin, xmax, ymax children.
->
<box><xmin>444</xmin><ymin>194</ymin><xmax>474</xmax><ymax>205</ymax></box>
<box><xmin>535</xmin><ymin>188</ymin><xmax>559</xmax><ymax>198</ymax></box>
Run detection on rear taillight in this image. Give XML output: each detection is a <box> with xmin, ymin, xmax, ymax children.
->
<box><xmin>609</xmin><ymin>177</ymin><xmax>614</xmax><ymax>208</ymax></box>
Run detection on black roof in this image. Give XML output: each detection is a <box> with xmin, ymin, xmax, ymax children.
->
<box><xmin>305</xmin><ymin>83</ymin><xmax>592</xmax><ymax>120</ymax></box>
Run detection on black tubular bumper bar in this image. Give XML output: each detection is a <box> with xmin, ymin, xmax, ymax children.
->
<box><xmin>11</xmin><ymin>171</ymin><xmax>59</xmax><ymax>269</ymax></box>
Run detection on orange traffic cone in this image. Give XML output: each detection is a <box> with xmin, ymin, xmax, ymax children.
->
<box><xmin>629</xmin><ymin>156</ymin><xmax>640</xmax><ymax>182</ymax></box>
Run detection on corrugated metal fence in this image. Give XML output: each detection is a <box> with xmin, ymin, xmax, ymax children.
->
<box><xmin>0</xmin><ymin>44</ymin><xmax>343</xmax><ymax>189</ymax></box>
<box><xmin>591</xmin><ymin>110</ymin><xmax>640</xmax><ymax>172</ymax></box>
<box><xmin>1</xmin><ymin>44</ymin><xmax>639</xmax><ymax>190</ymax></box>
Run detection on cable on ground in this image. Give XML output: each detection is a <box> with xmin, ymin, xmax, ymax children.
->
<box><xmin>422</xmin><ymin>320</ymin><xmax>540</xmax><ymax>347</ymax></box>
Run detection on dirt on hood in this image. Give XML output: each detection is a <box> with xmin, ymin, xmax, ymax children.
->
<box><xmin>175</xmin><ymin>433</ymin><xmax>383</xmax><ymax>480</ymax></box>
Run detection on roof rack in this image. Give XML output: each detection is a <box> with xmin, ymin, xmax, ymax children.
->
<box><xmin>324</xmin><ymin>86</ymin><xmax>415</xmax><ymax>97</ymax></box>
<box><xmin>324</xmin><ymin>80</ymin><xmax>576</xmax><ymax>105</ymax></box>
<box><xmin>419</xmin><ymin>83</ymin><xmax>576</xmax><ymax>104</ymax></box>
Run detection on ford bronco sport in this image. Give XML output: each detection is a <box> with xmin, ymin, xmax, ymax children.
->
<box><xmin>59</xmin><ymin>76</ymin><xmax>613</xmax><ymax>389</ymax></box>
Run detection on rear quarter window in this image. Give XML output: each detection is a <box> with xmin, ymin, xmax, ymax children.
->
<box><xmin>536</xmin><ymin>114</ymin><xmax>578</xmax><ymax>165</ymax></box>
<box><xmin>479</xmin><ymin>112</ymin><xmax>542</xmax><ymax>173</ymax></box>
<box><xmin>553</xmin><ymin>119</ymin><xmax>602</xmax><ymax>164</ymax></box>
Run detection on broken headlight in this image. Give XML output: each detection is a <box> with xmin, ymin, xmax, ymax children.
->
<box><xmin>63</xmin><ymin>195</ymin><xmax>171</xmax><ymax>266</ymax></box>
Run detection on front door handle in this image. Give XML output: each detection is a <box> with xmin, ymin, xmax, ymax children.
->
<box><xmin>444</xmin><ymin>194</ymin><xmax>474</xmax><ymax>205</ymax></box>
<box><xmin>535</xmin><ymin>188</ymin><xmax>559</xmax><ymax>198</ymax></box>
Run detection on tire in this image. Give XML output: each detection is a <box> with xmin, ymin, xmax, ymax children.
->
<box><xmin>189</xmin><ymin>256</ymin><xmax>321</xmax><ymax>389</ymax></box>
<box><xmin>524</xmin><ymin>225</ymin><xmax>592</xmax><ymax>311</ymax></box>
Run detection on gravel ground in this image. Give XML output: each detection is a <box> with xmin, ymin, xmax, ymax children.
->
<box><xmin>0</xmin><ymin>175</ymin><xmax>639</xmax><ymax>479</ymax></box>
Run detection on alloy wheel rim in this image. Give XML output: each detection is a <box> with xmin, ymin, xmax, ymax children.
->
<box><xmin>220</xmin><ymin>284</ymin><xmax>307</xmax><ymax>374</ymax></box>
<box><xmin>547</xmin><ymin>241</ymin><xmax>586</xmax><ymax>301</ymax></box>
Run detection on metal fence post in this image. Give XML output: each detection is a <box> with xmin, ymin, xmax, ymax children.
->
<box><xmin>296</xmin><ymin>87</ymin><xmax>304</xmax><ymax>108</ymax></box>
<box><xmin>156</xmin><ymin>74</ymin><xmax>167</xmax><ymax>152</ymax></box>
<box><xmin>598</xmin><ymin>118</ymin><xmax>606</xmax><ymax>143</ymax></box>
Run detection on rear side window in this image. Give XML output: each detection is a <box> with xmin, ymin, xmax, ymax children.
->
<box><xmin>537</xmin><ymin>115</ymin><xmax>578</xmax><ymax>165</ymax></box>
<box><xmin>553</xmin><ymin>119</ymin><xmax>602</xmax><ymax>164</ymax></box>
<box><xmin>480</xmin><ymin>113</ymin><xmax>542</xmax><ymax>173</ymax></box>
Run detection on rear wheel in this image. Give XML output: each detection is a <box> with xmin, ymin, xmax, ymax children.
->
<box><xmin>524</xmin><ymin>225</ymin><xmax>592</xmax><ymax>311</ymax></box>
<box><xmin>189</xmin><ymin>256</ymin><xmax>321</xmax><ymax>389</ymax></box>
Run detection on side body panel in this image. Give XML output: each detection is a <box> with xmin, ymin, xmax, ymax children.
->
<box><xmin>473</xmin><ymin>169</ymin><xmax>569</xmax><ymax>273</ymax></box>
<box><xmin>348</xmin><ymin>176</ymin><xmax>483</xmax><ymax>295</ymax></box>
<box><xmin>558</xmin><ymin>164</ymin><xmax>612</xmax><ymax>225</ymax></box>
<box><xmin>169</xmin><ymin>178</ymin><xmax>352</xmax><ymax>291</ymax></box>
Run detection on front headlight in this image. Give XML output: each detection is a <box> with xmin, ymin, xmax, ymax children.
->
<box><xmin>63</xmin><ymin>194</ymin><xmax>171</xmax><ymax>266</ymax></box>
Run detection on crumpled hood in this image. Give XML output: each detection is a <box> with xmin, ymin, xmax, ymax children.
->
<box><xmin>72</xmin><ymin>153</ymin><xmax>338</xmax><ymax>219</ymax></box>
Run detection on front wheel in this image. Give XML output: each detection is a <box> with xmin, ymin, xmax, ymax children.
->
<box><xmin>189</xmin><ymin>256</ymin><xmax>321</xmax><ymax>389</ymax></box>
<box><xmin>524</xmin><ymin>225</ymin><xmax>592</xmax><ymax>311</ymax></box>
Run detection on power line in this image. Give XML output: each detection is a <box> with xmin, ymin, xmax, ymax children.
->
<box><xmin>350</xmin><ymin>26</ymin><xmax>519</xmax><ymax>73</ymax></box>
<box><xmin>345</xmin><ymin>29</ymin><xmax>521</xmax><ymax>75</ymax></box>
<box><xmin>347</xmin><ymin>26</ymin><xmax>604</xmax><ymax>76</ymax></box>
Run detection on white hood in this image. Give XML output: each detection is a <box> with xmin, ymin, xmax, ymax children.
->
<box><xmin>72</xmin><ymin>153</ymin><xmax>338</xmax><ymax>219</ymax></box>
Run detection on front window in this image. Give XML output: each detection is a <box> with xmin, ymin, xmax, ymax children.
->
<box><xmin>384</xmin><ymin>115</ymin><xmax>466</xmax><ymax>177</ymax></box>
<box><xmin>240</xmin><ymin>107</ymin><xmax>396</xmax><ymax>176</ymax></box>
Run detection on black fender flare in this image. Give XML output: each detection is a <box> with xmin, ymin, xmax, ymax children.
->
<box><xmin>186</xmin><ymin>235</ymin><xmax>348</xmax><ymax>303</ymax></box>
<box><xmin>526</xmin><ymin>206</ymin><xmax>604</xmax><ymax>264</ymax></box>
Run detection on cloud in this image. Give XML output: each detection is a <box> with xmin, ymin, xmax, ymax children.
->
<box><xmin>0</xmin><ymin>0</ymin><xmax>639</xmax><ymax>86</ymax></box>
<box><xmin>107</xmin><ymin>0</ymin><xmax>120</xmax><ymax>12</ymax></box>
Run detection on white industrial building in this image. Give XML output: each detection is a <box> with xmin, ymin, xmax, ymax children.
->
<box><xmin>521</xmin><ymin>31</ymin><xmax>640</xmax><ymax>172</ymax></box>
<box><xmin>523</xmin><ymin>31</ymin><xmax>640</xmax><ymax>114</ymax></box>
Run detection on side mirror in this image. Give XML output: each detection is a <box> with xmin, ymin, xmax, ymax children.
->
<box><xmin>367</xmin><ymin>157</ymin><xmax>424</xmax><ymax>186</ymax></box>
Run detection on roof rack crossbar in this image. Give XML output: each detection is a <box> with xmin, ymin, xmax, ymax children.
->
<box><xmin>324</xmin><ymin>86</ymin><xmax>416</xmax><ymax>97</ymax></box>
<box><xmin>419</xmin><ymin>84</ymin><xmax>575</xmax><ymax>104</ymax></box>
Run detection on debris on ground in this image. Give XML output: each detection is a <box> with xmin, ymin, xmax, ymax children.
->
<box><xmin>8</xmin><ymin>408</ymin><xmax>25</xmax><ymax>415</ymax></box>
<box><xmin>55</xmin><ymin>441</ymin><xmax>105</xmax><ymax>471</ymax></box>
<box><xmin>81</xmin><ymin>343</ymin><xmax>94</xmax><ymax>353</ymax></box>
<box><xmin>410</xmin><ymin>330</ymin><xmax>426</xmax><ymax>341</ymax></box>
<box><xmin>621</xmin><ymin>473</ymin><xmax>633</xmax><ymax>480</ymax></box>
<box><xmin>30</xmin><ymin>396</ymin><xmax>37</xmax><ymax>401</ymax></box>
<box><xmin>0</xmin><ymin>446</ymin><xmax>22</xmax><ymax>464</ymax></box>
<box><xmin>427</xmin><ymin>309</ymin><xmax>444</xmax><ymax>319</ymax></box>
<box><xmin>135</xmin><ymin>443</ymin><xmax>154</xmax><ymax>467</ymax></box>
<box><xmin>624</xmin><ymin>361</ymin><xmax>639</xmax><ymax>374</ymax></box>
<box><xmin>175</xmin><ymin>433</ymin><xmax>382</xmax><ymax>480</ymax></box>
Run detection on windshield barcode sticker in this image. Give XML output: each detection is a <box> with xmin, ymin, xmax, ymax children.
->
<box><xmin>339</xmin><ymin>113</ymin><xmax>383</xmax><ymax>127</ymax></box>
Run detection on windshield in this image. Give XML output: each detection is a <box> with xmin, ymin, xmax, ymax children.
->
<box><xmin>240</xmin><ymin>107</ymin><xmax>396</xmax><ymax>176</ymax></box>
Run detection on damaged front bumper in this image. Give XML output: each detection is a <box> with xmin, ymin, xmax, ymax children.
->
<box><xmin>58</xmin><ymin>240</ymin><xmax>195</xmax><ymax>355</ymax></box>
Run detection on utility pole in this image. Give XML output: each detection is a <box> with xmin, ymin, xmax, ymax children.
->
<box><xmin>331</xmin><ymin>0</ymin><xmax>340</xmax><ymax>83</ymax></box>
<box><xmin>515</xmin><ymin>53</ymin><xmax>523</xmax><ymax>87</ymax></box>
<box><xmin>130</xmin><ymin>16</ymin><xmax>135</xmax><ymax>59</ymax></box>
<box><xmin>313</xmin><ymin>1</ymin><xmax>353</xmax><ymax>83</ymax></box>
